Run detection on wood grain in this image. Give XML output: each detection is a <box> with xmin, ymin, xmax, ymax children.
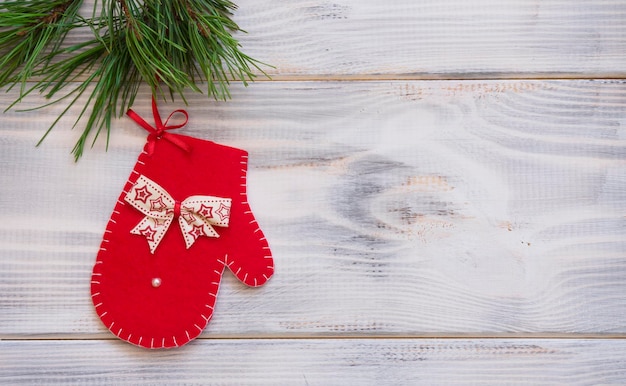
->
<box><xmin>1</xmin><ymin>339</ymin><xmax>625</xmax><ymax>384</ymax></box>
<box><xmin>57</xmin><ymin>0</ymin><xmax>626</xmax><ymax>79</ymax></box>
<box><xmin>2</xmin><ymin>1</ymin><xmax>626</xmax><ymax>382</ymax></box>
<box><xmin>1</xmin><ymin>80</ymin><xmax>624</xmax><ymax>337</ymax></box>
<box><xmin>227</xmin><ymin>0</ymin><xmax>626</xmax><ymax>77</ymax></box>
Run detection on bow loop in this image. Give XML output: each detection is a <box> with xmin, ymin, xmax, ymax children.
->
<box><xmin>162</xmin><ymin>109</ymin><xmax>189</xmax><ymax>133</ymax></box>
<box><xmin>124</xmin><ymin>175</ymin><xmax>231</xmax><ymax>253</ymax></box>
<box><xmin>127</xmin><ymin>97</ymin><xmax>191</xmax><ymax>155</ymax></box>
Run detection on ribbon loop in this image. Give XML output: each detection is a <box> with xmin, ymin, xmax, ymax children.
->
<box><xmin>163</xmin><ymin>110</ymin><xmax>189</xmax><ymax>133</ymax></box>
<box><xmin>126</xmin><ymin>97</ymin><xmax>191</xmax><ymax>155</ymax></box>
<box><xmin>124</xmin><ymin>175</ymin><xmax>231</xmax><ymax>254</ymax></box>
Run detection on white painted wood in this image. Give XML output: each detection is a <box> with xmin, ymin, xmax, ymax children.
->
<box><xmin>59</xmin><ymin>0</ymin><xmax>626</xmax><ymax>78</ymax></box>
<box><xmin>1</xmin><ymin>80</ymin><xmax>624</xmax><ymax>337</ymax></box>
<box><xmin>1</xmin><ymin>338</ymin><xmax>625</xmax><ymax>384</ymax></box>
<box><xmin>221</xmin><ymin>0</ymin><xmax>626</xmax><ymax>77</ymax></box>
<box><xmin>1</xmin><ymin>1</ymin><xmax>626</xmax><ymax>380</ymax></box>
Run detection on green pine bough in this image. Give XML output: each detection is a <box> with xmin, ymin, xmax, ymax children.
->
<box><xmin>0</xmin><ymin>0</ymin><xmax>267</xmax><ymax>160</ymax></box>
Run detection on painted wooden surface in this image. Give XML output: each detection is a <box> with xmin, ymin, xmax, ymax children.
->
<box><xmin>64</xmin><ymin>0</ymin><xmax>626</xmax><ymax>78</ymax></box>
<box><xmin>2</xmin><ymin>339</ymin><xmax>626</xmax><ymax>385</ymax></box>
<box><xmin>234</xmin><ymin>0</ymin><xmax>626</xmax><ymax>78</ymax></box>
<box><xmin>1</xmin><ymin>0</ymin><xmax>626</xmax><ymax>384</ymax></box>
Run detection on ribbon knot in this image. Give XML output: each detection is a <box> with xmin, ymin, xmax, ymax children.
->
<box><xmin>126</xmin><ymin>97</ymin><xmax>192</xmax><ymax>155</ymax></box>
<box><xmin>173</xmin><ymin>200</ymin><xmax>182</xmax><ymax>218</ymax></box>
<box><xmin>124</xmin><ymin>175</ymin><xmax>232</xmax><ymax>254</ymax></box>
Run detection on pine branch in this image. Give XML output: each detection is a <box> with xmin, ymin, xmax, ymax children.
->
<box><xmin>1</xmin><ymin>0</ymin><xmax>270</xmax><ymax>160</ymax></box>
<box><xmin>0</xmin><ymin>0</ymin><xmax>84</xmax><ymax>91</ymax></box>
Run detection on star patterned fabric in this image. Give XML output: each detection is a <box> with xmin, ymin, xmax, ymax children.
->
<box><xmin>124</xmin><ymin>175</ymin><xmax>231</xmax><ymax>253</ymax></box>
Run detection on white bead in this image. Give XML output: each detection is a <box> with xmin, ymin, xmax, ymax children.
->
<box><xmin>151</xmin><ymin>277</ymin><xmax>162</xmax><ymax>288</ymax></box>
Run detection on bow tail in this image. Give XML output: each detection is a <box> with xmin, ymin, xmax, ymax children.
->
<box><xmin>178</xmin><ymin>216</ymin><xmax>220</xmax><ymax>249</ymax></box>
<box><xmin>131</xmin><ymin>216</ymin><xmax>173</xmax><ymax>254</ymax></box>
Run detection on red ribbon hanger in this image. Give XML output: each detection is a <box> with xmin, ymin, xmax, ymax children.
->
<box><xmin>126</xmin><ymin>96</ymin><xmax>192</xmax><ymax>155</ymax></box>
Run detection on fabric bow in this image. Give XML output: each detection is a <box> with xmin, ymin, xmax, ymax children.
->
<box><xmin>124</xmin><ymin>175</ymin><xmax>231</xmax><ymax>254</ymax></box>
<box><xmin>126</xmin><ymin>97</ymin><xmax>192</xmax><ymax>155</ymax></box>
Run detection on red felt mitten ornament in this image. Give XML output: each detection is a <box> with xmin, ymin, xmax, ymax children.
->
<box><xmin>91</xmin><ymin>99</ymin><xmax>274</xmax><ymax>348</ymax></box>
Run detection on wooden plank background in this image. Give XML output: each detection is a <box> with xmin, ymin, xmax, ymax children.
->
<box><xmin>1</xmin><ymin>0</ymin><xmax>626</xmax><ymax>384</ymax></box>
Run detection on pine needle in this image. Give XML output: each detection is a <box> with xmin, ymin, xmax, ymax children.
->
<box><xmin>0</xmin><ymin>0</ymin><xmax>270</xmax><ymax>160</ymax></box>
